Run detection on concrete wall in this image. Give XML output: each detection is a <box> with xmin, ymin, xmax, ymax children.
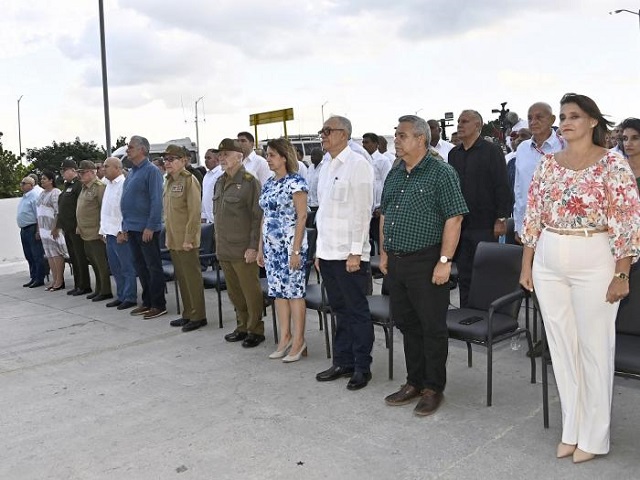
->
<box><xmin>0</xmin><ymin>198</ymin><xmax>29</xmax><ymax>274</ymax></box>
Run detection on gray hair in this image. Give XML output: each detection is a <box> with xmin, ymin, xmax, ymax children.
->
<box><xmin>398</xmin><ymin>114</ymin><xmax>431</xmax><ymax>147</ymax></box>
<box><xmin>328</xmin><ymin>115</ymin><xmax>352</xmax><ymax>138</ymax></box>
<box><xmin>130</xmin><ymin>135</ymin><xmax>150</xmax><ymax>155</ymax></box>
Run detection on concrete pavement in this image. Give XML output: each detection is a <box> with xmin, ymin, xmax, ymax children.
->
<box><xmin>1</xmin><ymin>268</ymin><xmax>639</xmax><ymax>480</ymax></box>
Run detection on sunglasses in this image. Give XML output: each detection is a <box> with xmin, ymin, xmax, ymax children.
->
<box><xmin>318</xmin><ymin>127</ymin><xmax>345</xmax><ymax>136</ymax></box>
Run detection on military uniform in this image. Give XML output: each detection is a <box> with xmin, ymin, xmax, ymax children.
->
<box><xmin>77</xmin><ymin>177</ymin><xmax>112</xmax><ymax>296</ymax></box>
<box><xmin>213</xmin><ymin>166</ymin><xmax>264</xmax><ymax>335</ymax></box>
<box><xmin>56</xmin><ymin>176</ymin><xmax>91</xmax><ymax>291</ymax></box>
<box><xmin>164</xmin><ymin>169</ymin><xmax>206</xmax><ymax>322</ymax></box>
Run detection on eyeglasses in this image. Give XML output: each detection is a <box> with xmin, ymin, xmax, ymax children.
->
<box><xmin>163</xmin><ymin>156</ymin><xmax>180</xmax><ymax>163</ymax></box>
<box><xmin>561</xmin><ymin>93</ymin><xmax>579</xmax><ymax>103</ymax></box>
<box><xmin>318</xmin><ymin>127</ymin><xmax>345</xmax><ymax>136</ymax></box>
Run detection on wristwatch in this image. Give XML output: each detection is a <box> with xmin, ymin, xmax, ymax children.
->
<box><xmin>614</xmin><ymin>272</ymin><xmax>630</xmax><ymax>281</ymax></box>
<box><xmin>439</xmin><ymin>255</ymin><xmax>452</xmax><ymax>264</ymax></box>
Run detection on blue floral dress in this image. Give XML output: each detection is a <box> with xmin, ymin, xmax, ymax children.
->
<box><xmin>259</xmin><ymin>173</ymin><xmax>309</xmax><ymax>299</ymax></box>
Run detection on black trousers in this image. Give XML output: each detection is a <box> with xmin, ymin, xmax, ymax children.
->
<box><xmin>387</xmin><ymin>245</ymin><xmax>450</xmax><ymax>392</ymax></box>
<box><xmin>64</xmin><ymin>230</ymin><xmax>90</xmax><ymax>290</ymax></box>
<box><xmin>455</xmin><ymin>228</ymin><xmax>496</xmax><ymax>307</ymax></box>
<box><xmin>319</xmin><ymin>259</ymin><xmax>373</xmax><ymax>373</ymax></box>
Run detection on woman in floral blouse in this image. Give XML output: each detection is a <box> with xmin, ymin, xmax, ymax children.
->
<box><xmin>520</xmin><ymin>94</ymin><xmax>640</xmax><ymax>464</ymax></box>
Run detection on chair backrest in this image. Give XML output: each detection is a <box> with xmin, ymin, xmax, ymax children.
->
<box><xmin>305</xmin><ymin>227</ymin><xmax>318</xmax><ymax>284</ymax></box>
<box><xmin>200</xmin><ymin>223</ymin><xmax>215</xmax><ymax>254</ymax></box>
<box><xmin>616</xmin><ymin>265</ymin><xmax>640</xmax><ymax>336</ymax></box>
<box><xmin>467</xmin><ymin>242</ymin><xmax>523</xmax><ymax>315</ymax></box>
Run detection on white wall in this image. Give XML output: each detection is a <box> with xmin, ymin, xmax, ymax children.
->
<box><xmin>0</xmin><ymin>198</ymin><xmax>29</xmax><ymax>274</ymax></box>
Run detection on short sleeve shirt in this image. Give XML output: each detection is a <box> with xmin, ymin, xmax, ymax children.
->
<box><xmin>381</xmin><ymin>154</ymin><xmax>468</xmax><ymax>253</ymax></box>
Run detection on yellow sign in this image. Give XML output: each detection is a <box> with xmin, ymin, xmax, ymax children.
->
<box><xmin>249</xmin><ymin>108</ymin><xmax>294</xmax><ymax>126</ymax></box>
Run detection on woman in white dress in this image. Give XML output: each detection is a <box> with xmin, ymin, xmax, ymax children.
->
<box><xmin>37</xmin><ymin>170</ymin><xmax>68</xmax><ymax>291</ymax></box>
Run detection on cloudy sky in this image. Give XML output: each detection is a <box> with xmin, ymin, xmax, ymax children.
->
<box><xmin>1</xmin><ymin>0</ymin><xmax>639</xmax><ymax>159</ymax></box>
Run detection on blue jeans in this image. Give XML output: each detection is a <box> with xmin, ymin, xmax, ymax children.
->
<box><xmin>106</xmin><ymin>235</ymin><xmax>137</xmax><ymax>303</ymax></box>
<box><xmin>20</xmin><ymin>224</ymin><xmax>46</xmax><ymax>282</ymax></box>
<box><xmin>127</xmin><ymin>230</ymin><xmax>166</xmax><ymax>310</ymax></box>
<box><xmin>319</xmin><ymin>259</ymin><xmax>373</xmax><ymax>373</ymax></box>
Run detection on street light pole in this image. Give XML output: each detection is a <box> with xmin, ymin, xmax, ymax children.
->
<box><xmin>194</xmin><ymin>96</ymin><xmax>204</xmax><ymax>164</ymax></box>
<box><xmin>321</xmin><ymin>101</ymin><xmax>328</xmax><ymax>124</ymax></box>
<box><xmin>99</xmin><ymin>0</ymin><xmax>112</xmax><ymax>154</ymax></box>
<box><xmin>609</xmin><ymin>9</ymin><xmax>640</xmax><ymax>30</ymax></box>
<box><xmin>17</xmin><ymin>95</ymin><xmax>23</xmax><ymax>157</ymax></box>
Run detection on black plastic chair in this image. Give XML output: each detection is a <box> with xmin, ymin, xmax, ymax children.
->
<box><xmin>200</xmin><ymin>224</ymin><xmax>226</xmax><ymax>328</ymax></box>
<box><xmin>366</xmin><ymin>278</ymin><xmax>394</xmax><ymax>379</ymax></box>
<box><xmin>446</xmin><ymin>242</ymin><xmax>535</xmax><ymax>406</ymax></box>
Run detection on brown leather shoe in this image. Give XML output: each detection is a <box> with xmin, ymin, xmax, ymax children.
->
<box><xmin>413</xmin><ymin>389</ymin><xmax>444</xmax><ymax>416</ymax></box>
<box><xmin>385</xmin><ymin>384</ymin><xmax>421</xmax><ymax>406</ymax></box>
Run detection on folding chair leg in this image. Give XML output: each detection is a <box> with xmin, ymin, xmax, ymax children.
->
<box><xmin>524</xmin><ymin>330</ymin><xmax>536</xmax><ymax>383</ymax></box>
<box><xmin>322</xmin><ymin>311</ymin><xmax>331</xmax><ymax>359</ymax></box>
<box><xmin>174</xmin><ymin>280</ymin><xmax>180</xmax><ymax>314</ymax></box>
<box><xmin>466</xmin><ymin>342</ymin><xmax>473</xmax><ymax>367</ymax></box>
<box><xmin>487</xmin><ymin>343</ymin><xmax>493</xmax><ymax>407</ymax></box>
<box><xmin>388</xmin><ymin>324</ymin><xmax>394</xmax><ymax>380</ymax></box>
<box><xmin>271</xmin><ymin>303</ymin><xmax>278</xmax><ymax>344</ymax></box>
<box><xmin>217</xmin><ymin>288</ymin><xmax>223</xmax><ymax>329</ymax></box>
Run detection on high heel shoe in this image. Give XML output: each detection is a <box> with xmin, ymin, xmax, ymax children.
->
<box><xmin>556</xmin><ymin>442</ymin><xmax>576</xmax><ymax>459</ymax></box>
<box><xmin>572</xmin><ymin>448</ymin><xmax>596</xmax><ymax>464</ymax></box>
<box><xmin>268</xmin><ymin>339</ymin><xmax>292</xmax><ymax>359</ymax></box>
<box><xmin>49</xmin><ymin>282</ymin><xmax>66</xmax><ymax>292</ymax></box>
<box><xmin>283</xmin><ymin>342</ymin><xmax>307</xmax><ymax>363</ymax></box>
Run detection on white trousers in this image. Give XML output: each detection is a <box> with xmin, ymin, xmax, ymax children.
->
<box><xmin>533</xmin><ymin>230</ymin><xmax>618</xmax><ymax>454</ymax></box>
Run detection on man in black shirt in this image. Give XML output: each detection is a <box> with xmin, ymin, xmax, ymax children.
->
<box><xmin>448</xmin><ymin>110</ymin><xmax>511</xmax><ymax>307</ymax></box>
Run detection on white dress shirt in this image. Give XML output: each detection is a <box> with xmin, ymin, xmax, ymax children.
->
<box><xmin>99</xmin><ymin>174</ymin><xmax>125</xmax><ymax>236</ymax></box>
<box><xmin>434</xmin><ymin>139</ymin><xmax>455</xmax><ymax>161</ymax></box>
<box><xmin>202</xmin><ymin>165</ymin><xmax>223</xmax><ymax>223</ymax></box>
<box><xmin>371</xmin><ymin>150</ymin><xmax>392</xmax><ymax>208</ymax></box>
<box><xmin>513</xmin><ymin>132</ymin><xmax>564</xmax><ymax>234</ymax></box>
<box><xmin>243</xmin><ymin>151</ymin><xmax>272</xmax><ymax>186</ymax></box>
<box><xmin>316</xmin><ymin>146</ymin><xmax>374</xmax><ymax>261</ymax></box>
<box><xmin>307</xmin><ymin>162</ymin><xmax>323</xmax><ymax>207</ymax></box>
<box><xmin>383</xmin><ymin>151</ymin><xmax>396</xmax><ymax>163</ymax></box>
<box><xmin>297</xmin><ymin>161</ymin><xmax>308</xmax><ymax>180</ymax></box>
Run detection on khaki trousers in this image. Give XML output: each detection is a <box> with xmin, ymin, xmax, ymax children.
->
<box><xmin>533</xmin><ymin>230</ymin><xmax>618</xmax><ymax>454</ymax></box>
<box><xmin>84</xmin><ymin>239</ymin><xmax>112</xmax><ymax>296</ymax></box>
<box><xmin>219</xmin><ymin>260</ymin><xmax>264</xmax><ymax>335</ymax></box>
<box><xmin>170</xmin><ymin>249</ymin><xmax>206</xmax><ymax>321</ymax></box>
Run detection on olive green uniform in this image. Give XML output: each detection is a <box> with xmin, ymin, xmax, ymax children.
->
<box><xmin>77</xmin><ymin>178</ymin><xmax>112</xmax><ymax>296</ymax></box>
<box><xmin>56</xmin><ymin>177</ymin><xmax>91</xmax><ymax>290</ymax></box>
<box><xmin>164</xmin><ymin>170</ymin><xmax>206</xmax><ymax>321</ymax></box>
<box><xmin>213</xmin><ymin>166</ymin><xmax>264</xmax><ymax>335</ymax></box>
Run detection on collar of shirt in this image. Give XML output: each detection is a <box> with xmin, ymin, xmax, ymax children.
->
<box><xmin>105</xmin><ymin>174</ymin><xmax>125</xmax><ymax>185</ymax></box>
<box><xmin>530</xmin><ymin>131</ymin><xmax>563</xmax><ymax>152</ymax></box>
<box><xmin>82</xmin><ymin>178</ymin><xmax>100</xmax><ymax>189</ymax></box>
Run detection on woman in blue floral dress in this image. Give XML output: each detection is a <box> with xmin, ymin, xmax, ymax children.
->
<box><xmin>257</xmin><ymin>138</ymin><xmax>309</xmax><ymax>362</ymax></box>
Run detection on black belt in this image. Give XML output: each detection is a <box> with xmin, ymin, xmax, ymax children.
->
<box><xmin>20</xmin><ymin>223</ymin><xmax>37</xmax><ymax>229</ymax></box>
<box><xmin>388</xmin><ymin>244</ymin><xmax>439</xmax><ymax>258</ymax></box>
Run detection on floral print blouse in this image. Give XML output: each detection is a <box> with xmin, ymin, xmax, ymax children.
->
<box><xmin>521</xmin><ymin>151</ymin><xmax>640</xmax><ymax>261</ymax></box>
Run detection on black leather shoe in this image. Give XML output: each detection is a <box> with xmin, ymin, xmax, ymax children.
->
<box><xmin>67</xmin><ymin>288</ymin><xmax>79</xmax><ymax>296</ymax></box>
<box><xmin>87</xmin><ymin>292</ymin><xmax>99</xmax><ymax>300</ymax></box>
<box><xmin>92</xmin><ymin>294</ymin><xmax>113</xmax><ymax>302</ymax></box>
<box><xmin>224</xmin><ymin>330</ymin><xmax>248</xmax><ymax>342</ymax></box>
<box><xmin>73</xmin><ymin>288</ymin><xmax>92</xmax><ymax>296</ymax></box>
<box><xmin>106</xmin><ymin>299</ymin><xmax>122</xmax><ymax>308</ymax></box>
<box><xmin>316</xmin><ymin>365</ymin><xmax>355</xmax><ymax>382</ymax></box>
<box><xmin>116</xmin><ymin>301</ymin><xmax>137</xmax><ymax>310</ymax></box>
<box><xmin>29</xmin><ymin>281</ymin><xmax>45</xmax><ymax>288</ymax></box>
<box><xmin>170</xmin><ymin>318</ymin><xmax>189</xmax><ymax>327</ymax></box>
<box><xmin>182</xmin><ymin>319</ymin><xmax>207</xmax><ymax>332</ymax></box>
<box><xmin>23</xmin><ymin>280</ymin><xmax>34</xmax><ymax>287</ymax></box>
<box><xmin>242</xmin><ymin>334</ymin><xmax>266</xmax><ymax>348</ymax></box>
<box><xmin>347</xmin><ymin>372</ymin><xmax>372</xmax><ymax>391</ymax></box>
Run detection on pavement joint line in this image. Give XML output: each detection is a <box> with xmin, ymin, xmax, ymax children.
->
<box><xmin>0</xmin><ymin>330</ymin><xmax>180</xmax><ymax>376</ymax></box>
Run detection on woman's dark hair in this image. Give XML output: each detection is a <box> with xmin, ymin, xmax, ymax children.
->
<box><xmin>41</xmin><ymin>169</ymin><xmax>56</xmax><ymax>182</ymax></box>
<box><xmin>266</xmin><ymin>138</ymin><xmax>299</xmax><ymax>173</ymax></box>
<box><xmin>560</xmin><ymin>93</ymin><xmax>614</xmax><ymax>148</ymax></box>
<box><xmin>620</xmin><ymin>117</ymin><xmax>640</xmax><ymax>135</ymax></box>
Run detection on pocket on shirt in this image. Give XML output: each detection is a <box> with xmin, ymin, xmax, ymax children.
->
<box><xmin>410</xmin><ymin>187</ymin><xmax>435</xmax><ymax>211</ymax></box>
<box><xmin>331</xmin><ymin>180</ymin><xmax>349</xmax><ymax>203</ymax></box>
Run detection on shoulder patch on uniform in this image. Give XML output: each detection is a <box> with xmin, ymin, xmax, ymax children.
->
<box><xmin>243</xmin><ymin>173</ymin><xmax>253</xmax><ymax>181</ymax></box>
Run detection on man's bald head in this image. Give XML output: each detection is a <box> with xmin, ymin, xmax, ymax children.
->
<box><xmin>104</xmin><ymin>156</ymin><xmax>123</xmax><ymax>181</ymax></box>
<box><xmin>527</xmin><ymin>102</ymin><xmax>556</xmax><ymax>142</ymax></box>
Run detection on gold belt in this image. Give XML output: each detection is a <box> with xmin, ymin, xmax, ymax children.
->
<box><xmin>545</xmin><ymin>226</ymin><xmax>607</xmax><ymax>237</ymax></box>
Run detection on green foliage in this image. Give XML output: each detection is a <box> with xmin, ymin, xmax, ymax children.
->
<box><xmin>114</xmin><ymin>136</ymin><xmax>127</xmax><ymax>149</ymax></box>
<box><xmin>26</xmin><ymin>137</ymin><xmax>107</xmax><ymax>175</ymax></box>
<box><xmin>0</xmin><ymin>134</ymin><xmax>29</xmax><ymax>198</ymax></box>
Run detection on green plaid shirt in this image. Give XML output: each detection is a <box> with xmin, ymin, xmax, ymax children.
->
<box><xmin>381</xmin><ymin>154</ymin><xmax>468</xmax><ymax>253</ymax></box>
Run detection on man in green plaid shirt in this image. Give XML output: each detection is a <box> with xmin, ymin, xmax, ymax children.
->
<box><xmin>380</xmin><ymin>115</ymin><xmax>468</xmax><ymax>417</ymax></box>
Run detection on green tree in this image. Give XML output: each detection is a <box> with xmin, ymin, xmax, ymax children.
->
<box><xmin>0</xmin><ymin>133</ymin><xmax>29</xmax><ymax>198</ymax></box>
<box><xmin>26</xmin><ymin>137</ymin><xmax>107</xmax><ymax>174</ymax></box>
<box><xmin>114</xmin><ymin>136</ymin><xmax>127</xmax><ymax>149</ymax></box>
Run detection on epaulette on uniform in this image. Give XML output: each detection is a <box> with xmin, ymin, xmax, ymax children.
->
<box><xmin>243</xmin><ymin>172</ymin><xmax>254</xmax><ymax>181</ymax></box>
